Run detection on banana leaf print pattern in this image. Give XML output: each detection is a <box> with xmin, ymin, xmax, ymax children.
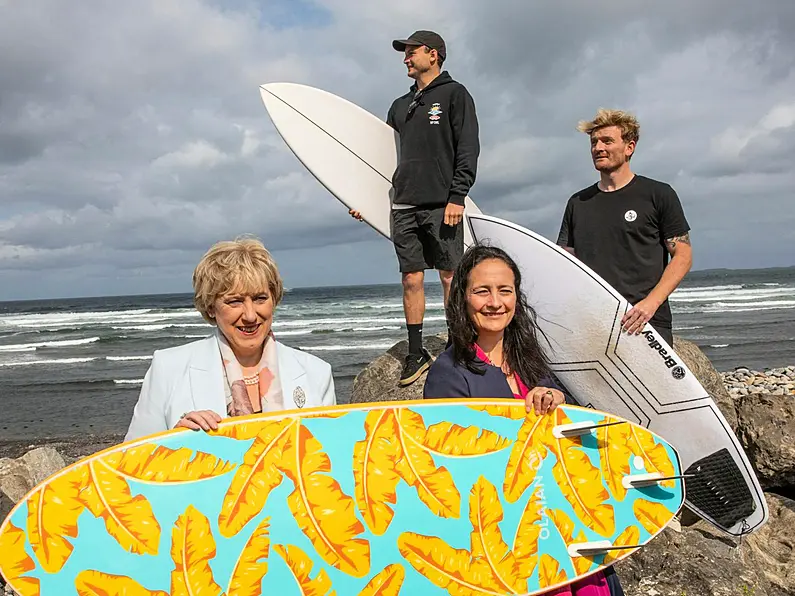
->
<box><xmin>0</xmin><ymin>400</ymin><xmax>684</xmax><ymax>595</ymax></box>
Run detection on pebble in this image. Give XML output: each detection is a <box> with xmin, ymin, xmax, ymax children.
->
<box><xmin>721</xmin><ymin>365</ymin><xmax>795</xmax><ymax>397</ymax></box>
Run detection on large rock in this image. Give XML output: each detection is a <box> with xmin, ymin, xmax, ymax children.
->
<box><xmin>749</xmin><ymin>493</ymin><xmax>795</xmax><ymax>594</ymax></box>
<box><xmin>0</xmin><ymin>447</ymin><xmax>65</xmax><ymax>525</ymax></box>
<box><xmin>0</xmin><ymin>448</ymin><xmax>67</xmax><ymax>595</ymax></box>
<box><xmin>616</xmin><ymin>492</ymin><xmax>795</xmax><ymax>595</ymax></box>
<box><xmin>0</xmin><ymin>458</ymin><xmax>30</xmax><ymax>536</ymax></box>
<box><xmin>0</xmin><ymin>459</ymin><xmax>32</xmax><ymax>504</ymax></box>
<box><xmin>674</xmin><ymin>336</ymin><xmax>738</xmax><ymax>431</ymax></box>
<box><xmin>19</xmin><ymin>447</ymin><xmax>67</xmax><ymax>486</ymax></box>
<box><xmin>736</xmin><ymin>392</ymin><xmax>795</xmax><ymax>495</ymax></box>
<box><xmin>350</xmin><ymin>333</ymin><xmax>448</xmax><ymax>403</ymax></box>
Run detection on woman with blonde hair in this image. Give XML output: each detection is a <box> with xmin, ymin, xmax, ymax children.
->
<box><xmin>125</xmin><ymin>237</ymin><xmax>335</xmax><ymax>441</ymax></box>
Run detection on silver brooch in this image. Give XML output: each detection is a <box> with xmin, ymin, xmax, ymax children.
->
<box><xmin>293</xmin><ymin>386</ymin><xmax>306</xmax><ymax>408</ymax></box>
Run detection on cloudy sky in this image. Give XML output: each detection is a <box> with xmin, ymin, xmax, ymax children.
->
<box><xmin>1</xmin><ymin>0</ymin><xmax>793</xmax><ymax>301</ymax></box>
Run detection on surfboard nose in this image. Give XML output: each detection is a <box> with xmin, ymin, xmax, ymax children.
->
<box><xmin>259</xmin><ymin>82</ymin><xmax>341</xmax><ymax>119</ymax></box>
<box><xmin>260</xmin><ymin>82</ymin><xmax>292</xmax><ymax>94</ymax></box>
<box><xmin>259</xmin><ymin>81</ymin><xmax>316</xmax><ymax>99</ymax></box>
<box><xmin>260</xmin><ymin>82</ymin><xmax>289</xmax><ymax>104</ymax></box>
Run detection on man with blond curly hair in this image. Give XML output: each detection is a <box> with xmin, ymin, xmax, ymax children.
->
<box><xmin>557</xmin><ymin>109</ymin><xmax>693</xmax><ymax>347</ymax></box>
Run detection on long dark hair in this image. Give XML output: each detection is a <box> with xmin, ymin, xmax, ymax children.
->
<box><xmin>446</xmin><ymin>244</ymin><xmax>552</xmax><ymax>387</ymax></box>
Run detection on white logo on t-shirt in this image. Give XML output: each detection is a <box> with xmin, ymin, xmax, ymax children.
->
<box><xmin>624</xmin><ymin>210</ymin><xmax>638</xmax><ymax>222</ymax></box>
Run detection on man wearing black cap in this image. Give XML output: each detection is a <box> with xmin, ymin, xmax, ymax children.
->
<box><xmin>352</xmin><ymin>29</ymin><xmax>479</xmax><ymax>386</ymax></box>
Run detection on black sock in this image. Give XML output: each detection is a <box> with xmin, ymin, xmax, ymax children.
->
<box><xmin>407</xmin><ymin>324</ymin><xmax>423</xmax><ymax>355</ymax></box>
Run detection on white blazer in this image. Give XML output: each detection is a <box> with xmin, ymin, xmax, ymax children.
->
<box><xmin>125</xmin><ymin>336</ymin><xmax>336</xmax><ymax>441</ymax></box>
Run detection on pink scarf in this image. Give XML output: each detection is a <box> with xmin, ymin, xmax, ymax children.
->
<box><xmin>216</xmin><ymin>328</ymin><xmax>284</xmax><ymax>415</ymax></box>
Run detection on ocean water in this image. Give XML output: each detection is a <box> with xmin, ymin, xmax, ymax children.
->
<box><xmin>0</xmin><ymin>267</ymin><xmax>793</xmax><ymax>441</ymax></box>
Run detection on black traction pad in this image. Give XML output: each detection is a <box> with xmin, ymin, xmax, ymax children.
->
<box><xmin>684</xmin><ymin>448</ymin><xmax>756</xmax><ymax>530</ymax></box>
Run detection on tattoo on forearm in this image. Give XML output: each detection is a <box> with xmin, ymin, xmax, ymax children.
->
<box><xmin>666</xmin><ymin>233</ymin><xmax>691</xmax><ymax>250</ymax></box>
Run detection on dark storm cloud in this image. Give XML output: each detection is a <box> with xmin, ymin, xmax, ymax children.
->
<box><xmin>0</xmin><ymin>0</ymin><xmax>792</xmax><ymax>299</ymax></box>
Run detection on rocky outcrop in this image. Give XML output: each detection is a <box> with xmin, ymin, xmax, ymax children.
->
<box><xmin>616</xmin><ymin>493</ymin><xmax>795</xmax><ymax>595</ymax></box>
<box><xmin>0</xmin><ymin>447</ymin><xmax>65</xmax><ymax>528</ymax></box>
<box><xmin>736</xmin><ymin>392</ymin><xmax>795</xmax><ymax>495</ymax></box>
<box><xmin>0</xmin><ymin>450</ymin><xmax>67</xmax><ymax>595</ymax></box>
<box><xmin>674</xmin><ymin>336</ymin><xmax>739</xmax><ymax>431</ymax></box>
<box><xmin>673</xmin><ymin>339</ymin><xmax>795</xmax><ymax>496</ymax></box>
<box><xmin>350</xmin><ymin>333</ymin><xmax>448</xmax><ymax>403</ymax></box>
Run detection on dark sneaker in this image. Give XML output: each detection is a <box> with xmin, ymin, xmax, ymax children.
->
<box><xmin>399</xmin><ymin>348</ymin><xmax>432</xmax><ymax>386</ymax></box>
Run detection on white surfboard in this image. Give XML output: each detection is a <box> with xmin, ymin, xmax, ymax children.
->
<box><xmin>466</xmin><ymin>213</ymin><xmax>768</xmax><ymax>536</ymax></box>
<box><xmin>259</xmin><ymin>82</ymin><xmax>482</xmax><ymax>246</ymax></box>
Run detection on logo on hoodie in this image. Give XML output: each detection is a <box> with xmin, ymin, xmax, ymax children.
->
<box><xmin>428</xmin><ymin>103</ymin><xmax>443</xmax><ymax>124</ymax></box>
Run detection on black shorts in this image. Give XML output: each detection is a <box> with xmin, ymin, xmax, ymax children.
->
<box><xmin>391</xmin><ymin>206</ymin><xmax>464</xmax><ymax>273</ymax></box>
<box><xmin>654</xmin><ymin>325</ymin><xmax>673</xmax><ymax>346</ymax></box>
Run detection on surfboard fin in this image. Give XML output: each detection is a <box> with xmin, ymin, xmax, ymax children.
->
<box><xmin>552</xmin><ymin>419</ymin><xmax>627</xmax><ymax>438</ymax></box>
<box><xmin>567</xmin><ymin>540</ymin><xmax>643</xmax><ymax>558</ymax></box>
<box><xmin>622</xmin><ymin>472</ymin><xmax>693</xmax><ymax>489</ymax></box>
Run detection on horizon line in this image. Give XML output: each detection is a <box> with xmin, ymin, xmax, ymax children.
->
<box><xmin>1</xmin><ymin>263</ymin><xmax>793</xmax><ymax>305</ymax></box>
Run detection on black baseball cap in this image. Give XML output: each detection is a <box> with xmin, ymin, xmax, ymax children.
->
<box><xmin>392</xmin><ymin>30</ymin><xmax>446</xmax><ymax>61</ymax></box>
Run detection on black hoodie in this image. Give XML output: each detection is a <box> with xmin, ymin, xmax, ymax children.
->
<box><xmin>386</xmin><ymin>72</ymin><xmax>479</xmax><ymax>207</ymax></box>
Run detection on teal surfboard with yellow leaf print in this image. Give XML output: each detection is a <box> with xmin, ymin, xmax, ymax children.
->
<box><xmin>0</xmin><ymin>399</ymin><xmax>683</xmax><ymax>595</ymax></box>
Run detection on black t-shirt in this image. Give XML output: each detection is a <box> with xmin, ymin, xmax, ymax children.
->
<box><xmin>556</xmin><ymin>175</ymin><xmax>690</xmax><ymax>329</ymax></box>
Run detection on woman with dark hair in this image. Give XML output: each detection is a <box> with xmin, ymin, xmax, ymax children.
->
<box><xmin>424</xmin><ymin>244</ymin><xmax>565</xmax><ymax>411</ymax></box>
<box><xmin>423</xmin><ymin>244</ymin><xmax>624</xmax><ymax>596</ymax></box>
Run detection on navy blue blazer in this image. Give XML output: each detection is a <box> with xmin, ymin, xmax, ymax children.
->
<box><xmin>423</xmin><ymin>346</ymin><xmax>572</xmax><ymax>401</ymax></box>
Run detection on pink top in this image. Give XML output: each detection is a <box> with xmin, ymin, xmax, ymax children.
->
<box><xmin>473</xmin><ymin>343</ymin><xmax>530</xmax><ymax>399</ymax></box>
<box><xmin>472</xmin><ymin>343</ymin><xmax>613</xmax><ymax>596</ymax></box>
<box><xmin>544</xmin><ymin>572</ymin><xmax>612</xmax><ymax>595</ymax></box>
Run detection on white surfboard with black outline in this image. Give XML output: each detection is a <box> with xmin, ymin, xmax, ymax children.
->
<box><xmin>258</xmin><ymin>82</ymin><xmax>482</xmax><ymax>246</ymax></box>
<box><xmin>466</xmin><ymin>212</ymin><xmax>768</xmax><ymax>536</ymax></box>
